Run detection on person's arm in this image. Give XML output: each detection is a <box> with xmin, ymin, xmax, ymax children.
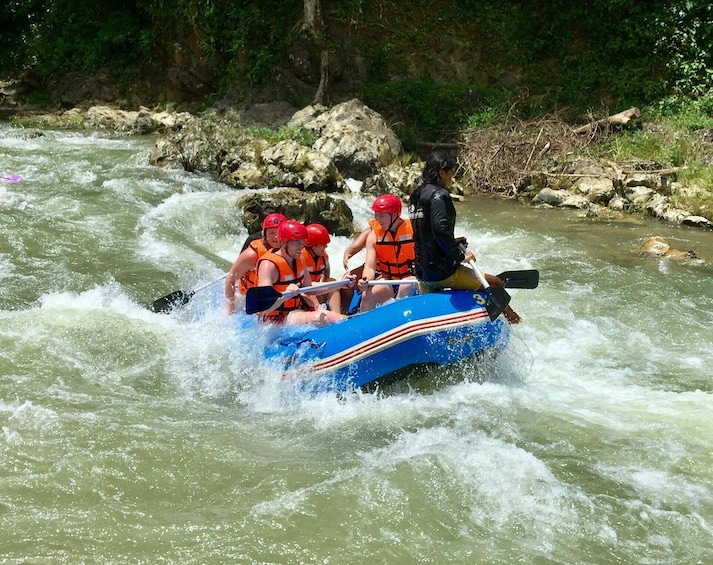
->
<box><xmin>256</xmin><ymin>258</ymin><xmax>280</xmax><ymax>288</ymax></box>
<box><xmin>430</xmin><ymin>192</ymin><xmax>465</xmax><ymax>265</ymax></box>
<box><xmin>225</xmin><ymin>247</ymin><xmax>258</xmax><ymax>314</ymax></box>
<box><xmin>343</xmin><ymin>227</ymin><xmax>371</xmax><ymax>269</ymax></box>
<box><xmin>297</xmin><ymin>266</ymin><xmax>321</xmax><ymax>309</ymax></box>
<box><xmin>360</xmin><ymin>231</ymin><xmax>378</xmax><ymax>281</ymax></box>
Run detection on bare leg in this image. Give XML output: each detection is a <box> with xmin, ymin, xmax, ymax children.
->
<box><xmin>503</xmin><ymin>306</ymin><xmax>522</xmax><ymax>324</ymax></box>
<box><xmin>486</xmin><ymin>273</ymin><xmax>522</xmax><ymax>324</ymax></box>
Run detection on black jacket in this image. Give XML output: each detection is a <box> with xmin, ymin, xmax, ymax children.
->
<box><xmin>408</xmin><ymin>182</ymin><xmax>465</xmax><ymax>282</ymax></box>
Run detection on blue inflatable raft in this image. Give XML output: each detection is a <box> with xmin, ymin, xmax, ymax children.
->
<box><xmin>262</xmin><ymin>289</ymin><xmax>510</xmax><ymax>393</ymax></box>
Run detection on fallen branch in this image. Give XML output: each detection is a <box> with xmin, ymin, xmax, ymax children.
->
<box><xmin>573</xmin><ymin>107</ymin><xmax>640</xmax><ymax>135</ymax></box>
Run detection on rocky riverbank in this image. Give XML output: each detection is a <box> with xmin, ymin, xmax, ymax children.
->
<box><xmin>3</xmin><ymin>92</ymin><xmax>711</xmax><ymax>237</ymax></box>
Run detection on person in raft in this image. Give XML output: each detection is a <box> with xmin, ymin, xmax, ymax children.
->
<box><xmin>332</xmin><ymin>222</ymin><xmax>376</xmax><ymax>314</ymax></box>
<box><xmin>302</xmin><ymin>223</ymin><xmax>344</xmax><ymax>310</ymax></box>
<box><xmin>408</xmin><ymin>150</ymin><xmax>522</xmax><ymax>324</ymax></box>
<box><xmin>225</xmin><ymin>212</ymin><xmax>286</xmax><ymax>315</ymax></box>
<box><xmin>256</xmin><ymin>219</ymin><xmax>354</xmax><ymax>326</ymax></box>
<box><xmin>342</xmin><ymin>224</ymin><xmax>373</xmax><ymax>270</ymax></box>
<box><xmin>240</xmin><ymin>205</ymin><xmax>282</xmax><ymax>252</ymax></box>
<box><xmin>356</xmin><ymin>194</ymin><xmax>418</xmax><ymax>312</ymax></box>
<box><xmin>302</xmin><ymin>223</ymin><xmax>333</xmax><ymax>284</ymax></box>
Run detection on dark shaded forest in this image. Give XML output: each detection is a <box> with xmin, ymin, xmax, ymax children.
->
<box><xmin>1</xmin><ymin>0</ymin><xmax>712</xmax><ymax>141</ymax></box>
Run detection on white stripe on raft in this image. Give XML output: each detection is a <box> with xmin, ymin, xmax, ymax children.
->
<box><xmin>308</xmin><ymin>307</ymin><xmax>490</xmax><ymax>375</ymax></box>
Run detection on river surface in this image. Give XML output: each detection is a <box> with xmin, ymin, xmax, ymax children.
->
<box><xmin>1</xmin><ymin>124</ymin><xmax>712</xmax><ymax>564</ymax></box>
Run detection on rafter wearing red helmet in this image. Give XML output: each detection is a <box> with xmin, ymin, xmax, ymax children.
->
<box><xmin>256</xmin><ymin>220</ymin><xmax>354</xmax><ymax>326</ymax></box>
<box><xmin>224</xmin><ymin>213</ymin><xmax>287</xmax><ymax>315</ymax></box>
<box><xmin>303</xmin><ymin>223</ymin><xmax>332</xmax><ymax>283</ymax></box>
<box><xmin>356</xmin><ymin>194</ymin><xmax>418</xmax><ymax>313</ymax></box>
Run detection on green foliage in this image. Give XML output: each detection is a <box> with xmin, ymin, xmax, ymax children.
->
<box><xmin>466</xmin><ymin>107</ymin><xmax>499</xmax><ymax>129</ymax></box>
<box><xmin>195</xmin><ymin>0</ymin><xmax>301</xmax><ymax>86</ymax></box>
<box><xmin>1</xmin><ymin>0</ymin><xmax>713</xmax><ymax>153</ymax></box>
<box><xmin>0</xmin><ymin>0</ymin><xmax>300</xmax><ymax>91</ymax></box>
<box><xmin>652</xmin><ymin>90</ymin><xmax>713</xmax><ymax>130</ymax></box>
<box><xmin>245</xmin><ymin>126</ymin><xmax>317</xmax><ymax>147</ymax></box>
<box><xmin>10</xmin><ymin>0</ymin><xmax>144</xmax><ymax>77</ymax></box>
<box><xmin>361</xmin><ymin>77</ymin><xmax>476</xmax><ymax>142</ymax></box>
<box><xmin>597</xmin><ymin>126</ymin><xmax>700</xmax><ymax>169</ymax></box>
<box><xmin>592</xmin><ymin>101</ymin><xmax>713</xmax><ymax>212</ymax></box>
<box><xmin>653</xmin><ymin>2</ymin><xmax>713</xmax><ymax>97</ymax></box>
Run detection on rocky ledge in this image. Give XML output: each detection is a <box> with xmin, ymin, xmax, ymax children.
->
<box><xmin>4</xmin><ymin>95</ymin><xmax>711</xmax><ymax>235</ymax></box>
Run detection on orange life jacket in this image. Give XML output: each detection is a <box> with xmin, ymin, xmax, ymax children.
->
<box><xmin>302</xmin><ymin>248</ymin><xmax>329</xmax><ymax>283</ymax></box>
<box><xmin>238</xmin><ymin>239</ymin><xmax>270</xmax><ymax>295</ymax></box>
<box><xmin>373</xmin><ymin>218</ymin><xmax>415</xmax><ymax>279</ymax></box>
<box><xmin>257</xmin><ymin>251</ymin><xmax>309</xmax><ymax>323</ymax></box>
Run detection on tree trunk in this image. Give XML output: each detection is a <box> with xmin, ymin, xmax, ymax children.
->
<box><xmin>302</xmin><ymin>0</ymin><xmax>321</xmax><ymax>34</ymax></box>
<box><xmin>300</xmin><ymin>0</ymin><xmax>329</xmax><ymax>105</ymax></box>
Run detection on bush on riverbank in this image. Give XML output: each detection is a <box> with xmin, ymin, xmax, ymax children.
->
<box><xmin>592</xmin><ymin>93</ymin><xmax>713</xmax><ymax>216</ymax></box>
<box><xmin>457</xmin><ymin>91</ymin><xmax>713</xmax><ymax>220</ymax></box>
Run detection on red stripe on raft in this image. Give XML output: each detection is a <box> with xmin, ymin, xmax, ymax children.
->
<box><xmin>309</xmin><ymin>308</ymin><xmax>489</xmax><ymax>374</ymax></box>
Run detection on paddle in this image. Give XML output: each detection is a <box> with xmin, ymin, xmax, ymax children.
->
<box><xmin>365</xmin><ymin>279</ymin><xmax>419</xmax><ymax>286</ymax></box>
<box><xmin>495</xmin><ymin>269</ymin><xmax>539</xmax><ymax>289</ymax></box>
<box><xmin>458</xmin><ymin>244</ymin><xmax>510</xmax><ymax>321</ymax></box>
<box><xmin>368</xmin><ymin>271</ymin><xmax>539</xmax><ymax>289</ymax></box>
<box><xmin>0</xmin><ymin>174</ymin><xmax>22</xmax><ymax>183</ymax></box>
<box><xmin>246</xmin><ymin>279</ymin><xmax>353</xmax><ymax>315</ymax></box>
<box><xmin>151</xmin><ymin>274</ymin><xmax>227</xmax><ymax>313</ymax></box>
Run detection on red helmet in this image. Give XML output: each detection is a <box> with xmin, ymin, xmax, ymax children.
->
<box><xmin>371</xmin><ymin>194</ymin><xmax>402</xmax><ymax>215</ymax></box>
<box><xmin>305</xmin><ymin>223</ymin><xmax>331</xmax><ymax>246</ymax></box>
<box><xmin>262</xmin><ymin>213</ymin><xmax>287</xmax><ymax>230</ymax></box>
<box><xmin>278</xmin><ymin>219</ymin><xmax>308</xmax><ymax>242</ymax></box>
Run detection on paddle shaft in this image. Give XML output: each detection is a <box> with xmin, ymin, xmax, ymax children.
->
<box><xmin>151</xmin><ymin>273</ymin><xmax>227</xmax><ymax>313</ymax></box>
<box><xmin>194</xmin><ymin>273</ymin><xmax>228</xmax><ymax>294</ymax></box>
<box><xmin>369</xmin><ymin>273</ymin><xmax>538</xmax><ymax>289</ymax></box>
<box><xmin>458</xmin><ymin>243</ymin><xmax>511</xmax><ymax>321</ymax></box>
<box><xmin>458</xmin><ymin>244</ymin><xmax>491</xmax><ymax>289</ymax></box>
<box><xmin>366</xmin><ymin>279</ymin><xmax>418</xmax><ymax>286</ymax></box>
<box><xmin>246</xmin><ymin>278</ymin><xmax>353</xmax><ymax>315</ymax></box>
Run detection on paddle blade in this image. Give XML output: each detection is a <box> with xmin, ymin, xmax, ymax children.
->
<box><xmin>497</xmin><ymin>269</ymin><xmax>539</xmax><ymax>289</ymax></box>
<box><xmin>0</xmin><ymin>174</ymin><xmax>22</xmax><ymax>183</ymax></box>
<box><xmin>483</xmin><ymin>285</ymin><xmax>511</xmax><ymax>321</ymax></box>
<box><xmin>245</xmin><ymin>286</ymin><xmax>282</xmax><ymax>315</ymax></box>
<box><xmin>151</xmin><ymin>290</ymin><xmax>194</xmax><ymax>313</ymax></box>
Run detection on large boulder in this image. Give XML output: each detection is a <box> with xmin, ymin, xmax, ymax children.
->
<box><xmin>361</xmin><ymin>162</ymin><xmax>423</xmax><ymax>200</ymax></box>
<box><xmin>295</xmin><ymin>98</ymin><xmax>403</xmax><ymax>180</ymax></box>
<box><xmin>236</xmin><ymin>189</ymin><xmax>355</xmax><ymax>236</ymax></box>
<box><xmin>638</xmin><ymin>236</ymin><xmax>699</xmax><ymax>262</ymax></box>
<box><xmin>260</xmin><ymin>140</ymin><xmax>342</xmax><ymax>193</ymax></box>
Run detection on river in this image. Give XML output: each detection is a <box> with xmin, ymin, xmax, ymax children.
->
<box><xmin>1</xmin><ymin>124</ymin><xmax>712</xmax><ymax>564</ymax></box>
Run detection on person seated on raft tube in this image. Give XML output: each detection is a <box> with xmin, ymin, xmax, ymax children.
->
<box><xmin>331</xmin><ymin>220</ymin><xmax>377</xmax><ymax>315</ymax></box>
<box><xmin>256</xmin><ymin>219</ymin><xmax>354</xmax><ymax>326</ymax></box>
<box><xmin>225</xmin><ymin>212</ymin><xmax>286</xmax><ymax>315</ymax></box>
<box><xmin>356</xmin><ymin>194</ymin><xmax>419</xmax><ymax>312</ymax></box>
<box><xmin>342</xmin><ymin>224</ymin><xmax>373</xmax><ymax>270</ymax></box>
<box><xmin>408</xmin><ymin>150</ymin><xmax>522</xmax><ymax>324</ymax></box>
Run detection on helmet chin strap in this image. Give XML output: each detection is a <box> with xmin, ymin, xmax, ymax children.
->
<box><xmin>385</xmin><ymin>214</ymin><xmax>398</xmax><ymax>239</ymax></box>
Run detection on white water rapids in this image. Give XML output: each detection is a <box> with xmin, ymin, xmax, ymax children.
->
<box><xmin>1</xmin><ymin>125</ymin><xmax>712</xmax><ymax>563</ymax></box>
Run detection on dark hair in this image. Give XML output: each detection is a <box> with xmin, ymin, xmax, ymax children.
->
<box><xmin>421</xmin><ymin>150</ymin><xmax>457</xmax><ymax>185</ymax></box>
<box><xmin>259</xmin><ymin>205</ymin><xmax>281</xmax><ymax>222</ymax></box>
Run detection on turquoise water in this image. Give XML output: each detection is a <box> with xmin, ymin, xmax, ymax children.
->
<box><xmin>1</xmin><ymin>124</ymin><xmax>712</xmax><ymax>563</ymax></box>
